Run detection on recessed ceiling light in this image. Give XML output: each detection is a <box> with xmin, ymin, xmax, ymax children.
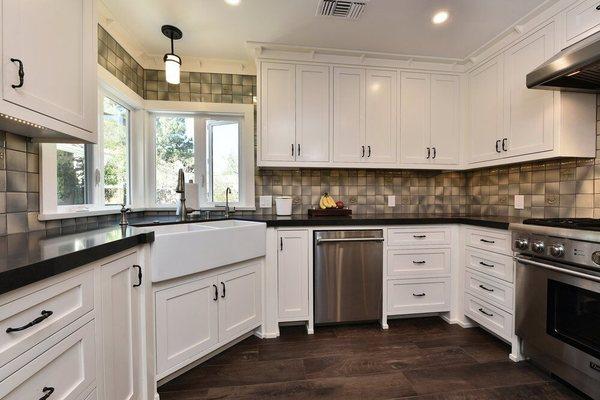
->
<box><xmin>225</xmin><ymin>0</ymin><xmax>241</xmax><ymax>5</ymax></box>
<box><xmin>432</xmin><ymin>10</ymin><xmax>449</xmax><ymax>24</ymax></box>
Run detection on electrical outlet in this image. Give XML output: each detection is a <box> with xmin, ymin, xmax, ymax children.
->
<box><xmin>259</xmin><ymin>195</ymin><xmax>272</xmax><ymax>208</ymax></box>
<box><xmin>514</xmin><ymin>195</ymin><xmax>525</xmax><ymax>210</ymax></box>
<box><xmin>387</xmin><ymin>195</ymin><xmax>395</xmax><ymax>207</ymax></box>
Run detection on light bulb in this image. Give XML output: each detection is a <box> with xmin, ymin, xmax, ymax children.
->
<box><xmin>164</xmin><ymin>54</ymin><xmax>181</xmax><ymax>84</ymax></box>
<box><xmin>432</xmin><ymin>11</ymin><xmax>449</xmax><ymax>25</ymax></box>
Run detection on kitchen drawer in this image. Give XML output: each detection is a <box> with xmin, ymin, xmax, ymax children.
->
<box><xmin>465</xmin><ymin>248</ymin><xmax>514</xmax><ymax>283</ymax></box>
<box><xmin>464</xmin><ymin>227</ymin><xmax>511</xmax><ymax>255</ymax></box>
<box><xmin>387</xmin><ymin>248</ymin><xmax>451</xmax><ymax>278</ymax></box>
<box><xmin>0</xmin><ymin>320</ymin><xmax>96</xmax><ymax>400</ymax></box>
<box><xmin>387</xmin><ymin>226</ymin><xmax>451</xmax><ymax>247</ymax></box>
<box><xmin>387</xmin><ymin>277</ymin><xmax>450</xmax><ymax>315</ymax></box>
<box><xmin>0</xmin><ymin>269</ymin><xmax>94</xmax><ymax>367</ymax></box>
<box><xmin>565</xmin><ymin>0</ymin><xmax>600</xmax><ymax>45</ymax></box>
<box><xmin>464</xmin><ymin>293</ymin><xmax>513</xmax><ymax>342</ymax></box>
<box><xmin>465</xmin><ymin>269</ymin><xmax>514</xmax><ymax>311</ymax></box>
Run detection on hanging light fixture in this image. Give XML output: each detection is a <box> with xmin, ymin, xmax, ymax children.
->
<box><xmin>161</xmin><ymin>25</ymin><xmax>183</xmax><ymax>84</ymax></box>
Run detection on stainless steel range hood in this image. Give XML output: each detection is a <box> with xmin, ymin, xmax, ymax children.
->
<box><xmin>527</xmin><ymin>30</ymin><xmax>600</xmax><ymax>92</ymax></box>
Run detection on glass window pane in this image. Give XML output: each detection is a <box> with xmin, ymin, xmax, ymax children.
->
<box><xmin>56</xmin><ymin>143</ymin><xmax>88</xmax><ymax>205</ymax></box>
<box><xmin>155</xmin><ymin>116</ymin><xmax>195</xmax><ymax>205</ymax></box>
<box><xmin>209</xmin><ymin>121</ymin><xmax>239</xmax><ymax>203</ymax></box>
<box><xmin>103</xmin><ymin>97</ymin><xmax>130</xmax><ymax>205</ymax></box>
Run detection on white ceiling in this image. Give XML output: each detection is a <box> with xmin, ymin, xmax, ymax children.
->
<box><xmin>101</xmin><ymin>0</ymin><xmax>549</xmax><ymax>62</ymax></box>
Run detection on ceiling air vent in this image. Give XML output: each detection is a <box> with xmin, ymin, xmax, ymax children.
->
<box><xmin>317</xmin><ymin>0</ymin><xmax>368</xmax><ymax>20</ymax></box>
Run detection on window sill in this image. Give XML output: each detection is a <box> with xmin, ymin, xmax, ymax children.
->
<box><xmin>38</xmin><ymin>206</ymin><xmax>257</xmax><ymax>221</ymax></box>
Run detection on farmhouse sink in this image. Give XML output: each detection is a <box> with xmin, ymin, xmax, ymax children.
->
<box><xmin>150</xmin><ymin>220</ymin><xmax>266</xmax><ymax>282</ymax></box>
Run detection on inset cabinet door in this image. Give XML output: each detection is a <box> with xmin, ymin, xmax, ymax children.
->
<box><xmin>155</xmin><ymin>275</ymin><xmax>219</xmax><ymax>376</ymax></box>
<box><xmin>296</xmin><ymin>65</ymin><xmax>330</xmax><ymax>162</ymax></box>
<box><xmin>333</xmin><ymin>67</ymin><xmax>365</xmax><ymax>163</ymax></box>
<box><xmin>400</xmin><ymin>72</ymin><xmax>430</xmax><ymax>164</ymax></box>
<box><xmin>218</xmin><ymin>262</ymin><xmax>262</xmax><ymax>343</ymax></box>
<box><xmin>2</xmin><ymin>0</ymin><xmax>96</xmax><ymax>133</ymax></box>
<box><xmin>260</xmin><ymin>62</ymin><xmax>296</xmax><ymax>161</ymax></box>
<box><xmin>277</xmin><ymin>230</ymin><xmax>309</xmax><ymax>320</ymax></box>
<box><xmin>365</xmin><ymin>69</ymin><xmax>397</xmax><ymax>164</ymax></box>
<box><xmin>430</xmin><ymin>74</ymin><xmax>460</xmax><ymax>164</ymax></box>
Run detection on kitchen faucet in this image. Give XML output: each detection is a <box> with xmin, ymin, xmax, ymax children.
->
<box><xmin>175</xmin><ymin>169</ymin><xmax>197</xmax><ymax>221</ymax></box>
<box><xmin>224</xmin><ymin>187</ymin><xmax>233</xmax><ymax>218</ymax></box>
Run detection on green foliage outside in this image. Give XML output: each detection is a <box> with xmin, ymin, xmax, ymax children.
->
<box><xmin>57</xmin><ymin>145</ymin><xmax>86</xmax><ymax>205</ymax></box>
<box><xmin>103</xmin><ymin>97</ymin><xmax>129</xmax><ymax>205</ymax></box>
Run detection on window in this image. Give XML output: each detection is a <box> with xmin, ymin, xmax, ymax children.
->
<box><xmin>207</xmin><ymin>119</ymin><xmax>240</xmax><ymax>203</ymax></box>
<box><xmin>154</xmin><ymin>115</ymin><xmax>195</xmax><ymax>205</ymax></box>
<box><xmin>56</xmin><ymin>143</ymin><xmax>91</xmax><ymax>205</ymax></box>
<box><xmin>102</xmin><ymin>96</ymin><xmax>130</xmax><ymax>205</ymax></box>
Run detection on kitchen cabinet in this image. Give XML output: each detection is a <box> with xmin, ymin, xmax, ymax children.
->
<box><xmin>365</xmin><ymin>69</ymin><xmax>397</xmax><ymax>163</ymax></box>
<box><xmin>400</xmin><ymin>73</ymin><xmax>459</xmax><ymax>165</ymax></box>
<box><xmin>154</xmin><ymin>260</ymin><xmax>262</xmax><ymax>378</ymax></box>
<box><xmin>0</xmin><ymin>0</ymin><xmax>97</xmax><ymax>142</ymax></box>
<box><xmin>277</xmin><ymin>230</ymin><xmax>309</xmax><ymax>321</ymax></box>
<box><xmin>564</xmin><ymin>0</ymin><xmax>600</xmax><ymax>46</ymax></box>
<box><xmin>333</xmin><ymin>67</ymin><xmax>365</xmax><ymax>163</ymax></box>
<box><xmin>100</xmin><ymin>252</ymin><xmax>142</xmax><ymax>400</ymax></box>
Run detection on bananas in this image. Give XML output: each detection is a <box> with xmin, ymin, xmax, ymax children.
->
<box><xmin>319</xmin><ymin>193</ymin><xmax>337</xmax><ymax>209</ymax></box>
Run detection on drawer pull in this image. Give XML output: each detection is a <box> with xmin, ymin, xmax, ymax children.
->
<box><xmin>133</xmin><ymin>264</ymin><xmax>142</xmax><ymax>287</ymax></box>
<box><xmin>221</xmin><ymin>282</ymin><xmax>226</xmax><ymax>298</ymax></box>
<box><xmin>479</xmin><ymin>284</ymin><xmax>494</xmax><ymax>292</ymax></box>
<box><xmin>478</xmin><ymin>308</ymin><xmax>494</xmax><ymax>317</ymax></box>
<box><xmin>480</xmin><ymin>239</ymin><xmax>495</xmax><ymax>244</ymax></box>
<box><xmin>479</xmin><ymin>261</ymin><xmax>495</xmax><ymax>268</ymax></box>
<box><xmin>413</xmin><ymin>235</ymin><xmax>427</xmax><ymax>239</ymax></box>
<box><xmin>213</xmin><ymin>284</ymin><xmax>218</xmax><ymax>301</ymax></box>
<box><xmin>412</xmin><ymin>293</ymin><xmax>426</xmax><ymax>297</ymax></box>
<box><xmin>6</xmin><ymin>310</ymin><xmax>53</xmax><ymax>333</ymax></box>
<box><xmin>412</xmin><ymin>260</ymin><xmax>426</xmax><ymax>264</ymax></box>
<box><xmin>39</xmin><ymin>387</ymin><xmax>54</xmax><ymax>400</ymax></box>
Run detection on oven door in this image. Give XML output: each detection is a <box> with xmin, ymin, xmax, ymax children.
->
<box><xmin>515</xmin><ymin>256</ymin><xmax>600</xmax><ymax>399</ymax></box>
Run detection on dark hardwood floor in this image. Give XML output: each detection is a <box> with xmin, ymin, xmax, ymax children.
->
<box><xmin>158</xmin><ymin>317</ymin><xmax>586</xmax><ymax>400</ymax></box>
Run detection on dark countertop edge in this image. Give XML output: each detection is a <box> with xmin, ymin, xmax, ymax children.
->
<box><xmin>0</xmin><ymin>231</ymin><xmax>154</xmax><ymax>296</ymax></box>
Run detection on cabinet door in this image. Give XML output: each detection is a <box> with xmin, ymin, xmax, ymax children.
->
<box><xmin>155</xmin><ymin>276</ymin><xmax>219</xmax><ymax>377</ymax></box>
<box><xmin>504</xmin><ymin>23</ymin><xmax>555</xmax><ymax>158</ymax></box>
<box><xmin>468</xmin><ymin>55</ymin><xmax>504</xmax><ymax>163</ymax></box>
<box><xmin>277</xmin><ymin>230</ymin><xmax>309</xmax><ymax>320</ymax></box>
<box><xmin>2</xmin><ymin>0</ymin><xmax>96</xmax><ymax>132</ymax></box>
<box><xmin>565</xmin><ymin>0</ymin><xmax>600</xmax><ymax>46</ymax></box>
<box><xmin>296</xmin><ymin>65</ymin><xmax>330</xmax><ymax>162</ymax></box>
<box><xmin>430</xmin><ymin>74</ymin><xmax>460</xmax><ymax>164</ymax></box>
<box><xmin>260</xmin><ymin>62</ymin><xmax>295</xmax><ymax>161</ymax></box>
<box><xmin>100</xmin><ymin>252</ymin><xmax>140</xmax><ymax>400</ymax></box>
<box><xmin>365</xmin><ymin>69</ymin><xmax>397</xmax><ymax>164</ymax></box>
<box><xmin>400</xmin><ymin>72</ymin><xmax>430</xmax><ymax>164</ymax></box>
<box><xmin>218</xmin><ymin>262</ymin><xmax>262</xmax><ymax>343</ymax></box>
<box><xmin>333</xmin><ymin>67</ymin><xmax>365</xmax><ymax>163</ymax></box>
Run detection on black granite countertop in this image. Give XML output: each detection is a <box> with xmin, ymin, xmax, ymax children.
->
<box><xmin>0</xmin><ymin>213</ymin><xmax>517</xmax><ymax>296</ymax></box>
<box><xmin>0</xmin><ymin>224</ymin><xmax>154</xmax><ymax>295</ymax></box>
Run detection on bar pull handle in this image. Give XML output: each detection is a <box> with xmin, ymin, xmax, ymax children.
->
<box><xmin>280</xmin><ymin>237</ymin><xmax>283</xmax><ymax>251</ymax></box>
<box><xmin>213</xmin><ymin>284</ymin><xmax>218</xmax><ymax>301</ymax></box>
<box><xmin>479</xmin><ymin>284</ymin><xmax>494</xmax><ymax>292</ymax></box>
<box><xmin>412</xmin><ymin>293</ymin><xmax>426</xmax><ymax>297</ymax></box>
<box><xmin>432</xmin><ymin>147</ymin><xmax>436</xmax><ymax>159</ymax></box>
<box><xmin>413</xmin><ymin>235</ymin><xmax>427</xmax><ymax>239</ymax></box>
<box><xmin>361</xmin><ymin>145</ymin><xmax>365</xmax><ymax>158</ymax></box>
<box><xmin>480</xmin><ymin>239</ymin><xmax>495</xmax><ymax>244</ymax></box>
<box><xmin>479</xmin><ymin>261</ymin><xmax>495</xmax><ymax>268</ymax></box>
<box><xmin>133</xmin><ymin>265</ymin><xmax>142</xmax><ymax>287</ymax></box>
<box><xmin>501</xmin><ymin>138</ymin><xmax>508</xmax><ymax>152</ymax></box>
<box><xmin>367</xmin><ymin>145</ymin><xmax>371</xmax><ymax>157</ymax></box>
<box><xmin>221</xmin><ymin>282</ymin><xmax>226</xmax><ymax>298</ymax></box>
<box><xmin>10</xmin><ymin>58</ymin><xmax>24</xmax><ymax>89</ymax></box>
<box><xmin>39</xmin><ymin>387</ymin><xmax>55</xmax><ymax>400</ymax></box>
<box><xmin>291</xmin><ymin>144</ymin><xmax>294</xmax><ymax>157</ymax></box>
<box><xmin>6</xmin><ymin>310</ymin><xmax>53</xmax><ymax>333</ymax></box>
<box><xmin>495</xmin><ymin>139</ymin><xmax>501</xmax><ymax>153</ymax></box>
<box><xmin>426</xmin><ymin>147</ymin><xmax>430</xmax><ymax>159</ymax></box>
<box><xmin>316</xmin><ymin>237</ymin><xmax>384</xmax><ymax>245</ymax></box>
<box><xmin>478</xmin><ymin>308</ymin><xmax>494</xmax><ymax>317</ymax></box>
<box><xmin>412</xmin><ymin>260</ymin><xmax>426</xmax><ymax>264</ymax></box>
<box><xmin>297</xmin><ymin>143</ymin><xmax>301</xmax><ymax>156</ymax></box>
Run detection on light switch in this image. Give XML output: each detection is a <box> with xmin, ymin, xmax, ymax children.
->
<box><xmin>387</xmin><ymin>195</ymin><xmax>396</xmax><ymax>207</ymax></box>
<box><xmin>259</xmin><ymin>195</ymin><xmax>273</xmax><ymax>208</ymax></box>
<box><xmin>514</xmin><ymin>195</ymin><xmax>525</xmax><ymax>210</ymax></box>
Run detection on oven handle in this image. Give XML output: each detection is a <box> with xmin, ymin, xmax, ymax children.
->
<box><xmin>514</xmin><ymin>256</ymin><xmax>600</xmax><ymax>283</ymax></box>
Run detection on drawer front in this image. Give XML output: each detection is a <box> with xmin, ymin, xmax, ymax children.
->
<box><xmin>0</xmin><ymin>321</ymin><xmax>96</xmax><ymax>400</ymax></box>
<box><xmin>0</xmin><ymin>269</ymin><xmax>94</xmax><ymax>367</ymax></box>
<box><xmin>566</xmin><ymin>0</ymin><xmax>600</xmax><ymax>44</ymax></box>
<box><xmin>388</xmin><ymin>226</ymin><xmax>451</xmax><ymax>246</ymax></box>
<box><xmin>387</xmin><ymin>278</ymin><xmax>450</xmax><ymax>315</ymax></box>
<box><xmin>465</xmin><ymin>227</ymin><xmax>511</xmax><ymax>255</ymax></box>
<box><xmin>465</xmin><ymin>293</ymin><xmax>513</xmax><ymax>341</ymax></box>
<box><xmin>465</xmin><ymin>248</ymin><xmax>514</xmax><ymax>283</ymax></box>
<box><xmin>465</xmin><ymin>269</ymin><xmax>514</xmax><ymax>311</ymax></box>
<box><xmin>387</xmin><ymin>248</ymin><xmax>451</xmax><ymax>277</ymax></box>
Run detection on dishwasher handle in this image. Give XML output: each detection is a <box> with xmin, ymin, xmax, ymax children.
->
<box><xmin>316</xmin><ymin>237</ymin><xmax>384</xmax><ymax>245</ymax></box>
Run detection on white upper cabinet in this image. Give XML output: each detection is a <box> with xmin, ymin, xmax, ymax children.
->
<box><xmin>0</xmin><ymin>0</ymin><xmax>97</xmax><ymax>142</ymax></box>
<box><xmin>260</xmin><ymin>62</ymin><xmax>296</xmax><ymax>162</ymax></box>
<box><xmin>333</xmin><ymin>67</ymin><xmax>365</xmax><ymax>163</ymax></box>
<box><xmin>565</xmin><ymin>0</ymin><xmax>600</xmax><ymax>46</ymax></box>
<box><xmin>400</xmin><ymin>72</ymin><xmax>430</xmax><ymax>164</ymax></box>
<box><xmin>365</xmin><ymin>69</ymin><xmax>397</xmax><ymax>164</ymax></box>
<box><xmin>295</xmin><ymin>64</ymin><xmax>330</xmax><ymax>162</ymax></box>
<box><xmin>401</xmin><ymin>72</ymin><xmax>459</xmax><ymax>165</ymax></box>
<box><xmin>468</xmin><ymin>55</ymin><xmax>505</xmax><ymax>163</ymax></box>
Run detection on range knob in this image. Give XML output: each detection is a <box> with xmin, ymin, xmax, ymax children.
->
<box><xmin>549</xmin><ymin>244</ymin><xmax>565</xmax><ymax>258</ymax></box>
<box><xmin>531</xmin><ymin>241</ymin><xmax>545</xmax><ymax>254</ymax></box>
<box><xmin>514</xmin><ymin>238</ymin><xmax>529</xmax><ymax>250</ymax></box>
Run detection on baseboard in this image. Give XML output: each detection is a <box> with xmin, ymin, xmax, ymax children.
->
<box><xmin>440</xmin><ymin>314</ymin><xmax>475</xmax><ymax>328</ymax></box>
<box><xmin>255</xmin><ymin>330</ymin><xmax>279</xmax><ymax>339</ymax></box>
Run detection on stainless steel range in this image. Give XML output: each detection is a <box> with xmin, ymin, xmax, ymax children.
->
<box><xmin>511</xmin><ymin>219</ymin><xmax>600</xmax><ymax>400</ymax></box>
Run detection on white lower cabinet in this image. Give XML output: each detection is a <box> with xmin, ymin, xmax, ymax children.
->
<box><xmin>155</xmin><ymin>260</ymin><xmax>262</xmax><ymax>379</ymax></box>
<box><xmin>387</xmin><ymin>277</ymin><xmax>451</xmax><ymax>315</ymax></box>
<box><xmin>464</xmin><ymin>293</ymin><xmax>513</xmax><ymax>341</ymax></box>
<box><xmin>387</xmin><ymin>248</ymin><xmax>451</xmax><ymax>278</ymax></box>
<box><xmin>0</xmin><ymin>320</ymin><xmax>96</xmax><ymax>400</ymax></box>
<box><xmin>277</xmin><ymin>230</ymin><xmax>309</xmax><ymax>321</ymax></box>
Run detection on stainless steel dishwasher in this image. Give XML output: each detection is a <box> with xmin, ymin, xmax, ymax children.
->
<box><xmin>314</xmin><ymin>230</ymin><xmax>383</xmax><ymax>324</ymax></box>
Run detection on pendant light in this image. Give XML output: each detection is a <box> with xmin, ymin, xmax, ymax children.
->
<box><xmin>161</xmin><ymin>25</ymin><xmax>183</xmax><ymax>84</ymax></box>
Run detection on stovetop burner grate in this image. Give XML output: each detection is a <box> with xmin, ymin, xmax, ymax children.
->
<box><xmin>522</xmin><ymin>218</ymin><xmax>600</xmax><ymax>231</ymax></box>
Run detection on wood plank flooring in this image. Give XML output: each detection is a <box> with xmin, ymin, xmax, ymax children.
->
<box><xmin>158</xmin><ymin>317</ymin><xmax>586</xmax><ymax>400</ymax></box>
